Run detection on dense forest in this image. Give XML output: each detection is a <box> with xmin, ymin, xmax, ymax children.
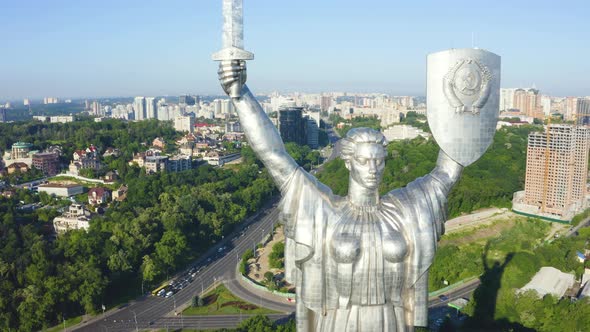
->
<box><xmin>317</xmin><ymin>125</ymin><xmax>541</xmax><ymax>218</ymax></box>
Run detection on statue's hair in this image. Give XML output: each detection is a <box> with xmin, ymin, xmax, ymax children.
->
<box><xmin>340</xmin><ymin>127</ymin><xmax>388</xmax><ymax>160</ymax></box>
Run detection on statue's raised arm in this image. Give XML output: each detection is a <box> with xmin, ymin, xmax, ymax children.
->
<box><xmin>218</xmin><ymin>60</ymin><xmax>298</xmax><ymax>188</ymax></box>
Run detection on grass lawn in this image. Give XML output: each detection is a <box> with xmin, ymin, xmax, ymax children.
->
<box><xmin>43</xmin><ymin>316</ymin><xmax>83</xmax><ymax>332</ymax></box>
<box><xmin>183</xmin><ymin>284</ymin><xmax>278</xmax><ymax>316</ymax></box>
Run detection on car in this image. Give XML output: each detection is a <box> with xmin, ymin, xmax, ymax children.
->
<box><xmin>165</xmin><ymin>291</ymin><xmax>174</xmax><ymax>298</ymax></box>
<box><xmin>438</xmin><ymin>294</ymin><xmax>449</xmax><ymax>302</ymax></box>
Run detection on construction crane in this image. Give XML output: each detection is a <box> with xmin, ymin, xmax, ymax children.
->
<box><xmin>541</xmin><ymin>116</ymin><xmax>551</xmax><ymax>213</ymax></box>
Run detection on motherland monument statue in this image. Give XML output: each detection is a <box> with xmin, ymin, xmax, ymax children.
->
<box><xmin>213</xmin><ymin>1</ymin><xmax>501</xmax><ymax>330</ymax></box>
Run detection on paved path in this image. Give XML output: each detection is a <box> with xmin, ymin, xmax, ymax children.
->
<box><xmin>445</xmin><ymin>208</ymin><xmax>514</xmax><ymax>233</ymax></box>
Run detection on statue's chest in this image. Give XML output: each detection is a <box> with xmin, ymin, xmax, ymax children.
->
<box><xmin>328</xmin><ymin>208</ymin><xmax>408</xmax><ymax>265</ymax></box>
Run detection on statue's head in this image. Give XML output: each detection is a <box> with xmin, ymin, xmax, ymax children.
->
<box><xmin>341</xmin><ymin>128</ymin><xmax>387</xmax><ymax>190</ymax></box>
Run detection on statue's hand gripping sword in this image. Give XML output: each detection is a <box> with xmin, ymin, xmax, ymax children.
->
<box><xmin>212</xmin><ymin>0</ymin><xmax>254</xmax><ymax>98</ymax></box>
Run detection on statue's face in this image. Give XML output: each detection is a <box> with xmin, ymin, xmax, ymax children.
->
<box><xmin>348</xmin><ymin>143</ymin><xmax>385</xmax><ymax>190</ymax></box>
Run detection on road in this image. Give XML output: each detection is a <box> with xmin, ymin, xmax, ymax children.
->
<box><xmin>73</xmin><ymin>200</ymin><xmax>289</xmax><ymax>332</ymax></box>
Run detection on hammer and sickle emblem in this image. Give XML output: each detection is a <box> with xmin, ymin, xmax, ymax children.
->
<box><xmin>443</xmin><ymin>58</ymin><xmax>492</xmax><ymax>114</ymax></box>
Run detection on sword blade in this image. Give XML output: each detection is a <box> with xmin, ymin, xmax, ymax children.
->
<box><xmin>222</xmin><ymin>0</ymin><xmax>244</xmax><ymax>49</ymax></box>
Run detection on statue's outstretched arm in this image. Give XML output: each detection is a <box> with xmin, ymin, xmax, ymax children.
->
<box><xmin>218</xmin><ymin>60</ymin><xmax>298</xmax><ymax>188</ymax></box>
<box><xmin>430</xmin><ymin>150</ymin><xmax>463</xmax><ymax>192</ymax></box>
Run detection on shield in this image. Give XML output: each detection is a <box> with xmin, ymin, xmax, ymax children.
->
<box><xmin>427</xmin><ymin>48</ymin><xmax>501</xmax><ymax>166</ymax></box>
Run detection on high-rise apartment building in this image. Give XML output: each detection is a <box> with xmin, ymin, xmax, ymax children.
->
<box><xmin>134</xmin><ymin>97</ymin><xmax>146</xmax><ymax>120</ymax></box>
<box><xmin>0</xmin><ymin>107</ymin><xmax>5</xmax><ymax>123</ymax></box>
<box><xmin>500</xmin><ymin>88</ymin><xmax>517</xmax><ymax>111</ymax></box>
<box><xmin>174</xmin><ymin>115</ymin><xmax>195</xmax><ymax>133</ymax></box>
<box><xmin>564</xmin><ymin>97</ymin><xmax>579</xmax><ymax>122</ymax></box>
<box><xmin>577</xmin><ymin>98</ymin><xmax>590</xmax><ymax>126</ymax></box>
<box><xmin>513</xmin><ymin>88</ymin><xmax>542</xmax><ymax>118</ymax></box>
<box><xmin>146</xmin><ymin>97</ymin><xmax>157</xmax><ymax>119</ymax></box>
<box><xmin>524</xmin><ymin>125</ymin><xmax>590</xmax><ymax>217</ymax></box>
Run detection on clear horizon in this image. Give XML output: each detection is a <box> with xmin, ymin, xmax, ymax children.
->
<box><xmin>1</xmin><ymin>0</ymin><xmax>589</xmax><ymax>100</ymax></box>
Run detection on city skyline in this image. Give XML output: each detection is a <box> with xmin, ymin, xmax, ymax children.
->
<box><xmin>1</xmin><ymin>0</ymin><xmax>589</xmax><ymax>99</ymax></box>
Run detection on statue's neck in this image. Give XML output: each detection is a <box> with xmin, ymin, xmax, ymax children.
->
<box><xmin>348</xmin><ymin>179</ymin><xmax>379</xmax><ymax>208</ymax></box>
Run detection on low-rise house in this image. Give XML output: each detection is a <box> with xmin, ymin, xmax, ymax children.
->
<box><xmin>7</xmin><ymin>162</ymin><xmax>30</xmax><ymax>174</ymax></box>
<box><xmin>102</xmin><ymin>147</ymin><xmax>121</xmax><ymax>157</ymax></box>
<box><xmin>112</xmin><ymin>185</ymin><xmax>128</xmax><ymax>201</ymax></box>
<box><xmin>88</xmin><ymin>187</ymin><xmax>111</xmax><ymax>205</ymax></box>
<box><xmin>203</xmin><ymin>151</ymin><xmax>241</xmax><ymax>167</ymax></box>
<box><xmin>152</xmin><ymin>137</ymin><xmax>166</xmax><ymax>149</ymax></box>
<box><xmin>103</xmin><ymin>171</ymin><xmax>118</xmax><ymax>183</ymax></box>
<box><xmin>53</xmin><ymin>204</ymin><xmax>92</xmax><ymax>234</ymax></box>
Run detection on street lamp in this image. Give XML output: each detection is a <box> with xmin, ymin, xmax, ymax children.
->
<box><xmin>131</xmin><ymin>310</ymin><xmax>138</xmax><ymax>332</ymax></box>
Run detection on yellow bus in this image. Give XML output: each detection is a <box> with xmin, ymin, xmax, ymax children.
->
<box><xmin>151</xmin><ymin>284</ymin><xmax>168</xmax><ymax>296</ymax></box>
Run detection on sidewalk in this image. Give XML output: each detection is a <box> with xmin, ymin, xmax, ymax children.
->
<box><xmin>445</xmin><ymin>208</ymin><xmax>515</xmax><ymax>233</ymax></box>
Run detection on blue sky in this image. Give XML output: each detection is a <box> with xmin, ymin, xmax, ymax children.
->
<box><xmin>0</xmin><ymin>0</ymin><xmax>588</xmax><ymax>99</ymax></box>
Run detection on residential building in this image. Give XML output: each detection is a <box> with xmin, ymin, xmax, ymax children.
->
<box><xmin>152</xmin><ymin>137</ymin><xmax>166</xmax><ymax>149</ymax></box>
<box><xmin>134</xmin><ymin>96</ymin><xmax>146</xmax><ymax>120</ymax></box>
<box><xmin>144</xmin><ymin>156</ymin><xmax>168</xmax><ymax>173</ymax></box>
<box><xmin>53</xmin><ymin>204</ymin><xmax>92</xmax><ymax>234</ymax></box>
<box><xmin>174</xmin><ymin>116</ymin><xmax>195</xmax><ymax>133</ymax></box>
<box><xmin>112</xmin><ymin>185</ymin><xmax>128</xmax><ymax>201</ymax></box>
<box><xmin>0</xmin><ymin>107</ymin><xmax>5</xmax><ymax>123</ymax></box>
<box><xmin>7</xmin><ymin>162</ymin><xmax>29</xmax><ymax>174</ymax></box>
<box><xmin>578</xmin><ymin>98</ymin><xmax>590</xmax><ymax>126</ymax></box>
<box><xmin>32</xmin><ymin>152</ymin><xmax>60</xmax><ymax>176</ymax></box>
<box><xmin>146</xmin><ymin>97</ymin><xmax>157</xmax><ymax>119</ymax></box>
<box><xmin>513</xmin><ymin>88</ymin><xmax>543</xmax><ymax>118</ymax></box>
<box><xmin>43</xmin><ymin>97</ymin><xmax>59</xmax><ymax>104</ymax></box>
<box><xmin>523</xmin><ymin>125</ymin><xmax>590</xmax><ymax>218</ymax></box>
<box><xmin>88</xmin><ymin>187</ymin><xmax>111</xmax><ymax>205</ymax></box>
<box><xmin>203</xmin><ymin>151</ymin><xmax>241</xmax><ymax>166</ymax></box>
<box><xmin>11</xmin><ymin>142</ymin><xmax>33</xmax><ymax>159</ymax></box>
<box><xmin>167</xmin><ymin>155</ymin><xmax>192</xmax><ymax>172</ymax></box>
<box><xmin>383</xmin><ymin>125</ymin><xmax>431</xmax><ymax>141</ymax></box>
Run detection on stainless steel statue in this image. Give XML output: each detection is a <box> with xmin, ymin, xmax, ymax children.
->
<box><xmin>213</xmin><ymin>2</ymin><xmax>501</xmax><ymax>331</ymax></box>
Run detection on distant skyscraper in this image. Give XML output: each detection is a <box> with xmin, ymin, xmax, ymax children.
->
<box><xmin>578</xmin><ymin>98</ymin><xmax>590</xmax><ymax>126</ymax></box>
<box><xmin>305</xmin><ymin>116</ymin><xmax>319</xmax><ymax>149</ymax></box>
<box><xmin>43</xmin><ymin>97</ymin><xmax>59</xmax><ymax>104</ymax></box>
<box><xmin>564</xmin><ymin>97</ymin><xmax>579</xmax><ymax>122</ymax></box>
<box><xmin>179</xmin><ymin>95</ymin><xmax>196</xmax><ymax>106</ymax></box>
<box><xmin>221</xmin><ymin>99</ymin><xmax>234</xmax><ymax>115</ymax></box>
<box><xmin>500</xmin><ymin>88</ymin><xmax>517</xmax><ymax>111</ymax></box>
<box><xmin>513</xmin><ymin>88</ymin><xmax>542</xmax><ymax>118</ymax></box>
<box><xmin>524</xmin><ymin>125</ymin><xmax>590</xmax><ymax>217</ymax></box>
<box><xmin>23</xmin><ymin>99</ymin><xmax>30</xmax><ymax>106</ymax></box>
<box><xmin>134</xmin><ymin>97</ymin><xmax>146</xmax><ymax>120</ymax></box>
<box><xmin>91</xmin><ymin>101</ymin><xmax>101</xmax><ymax>116</ymax></box>
<box><xmin>0</xmin><ymin>107</ymin><xmax>6</xmax><ymax>123</ymax></box>
<box><xmin>278</xmin><ymin>107</ymin><xmax>306</xmax><ymax>145</ymax></box>
<box><xmin>146</xmin><ymin>97</ymin><xmax>157</xmax><ymax>119</ymax></box>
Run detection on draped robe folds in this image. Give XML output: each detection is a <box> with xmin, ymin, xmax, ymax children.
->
<box><xmin>279</xmin><ymin>168</ymin><xmax>452</xmax><ymax>331</ymax></box>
